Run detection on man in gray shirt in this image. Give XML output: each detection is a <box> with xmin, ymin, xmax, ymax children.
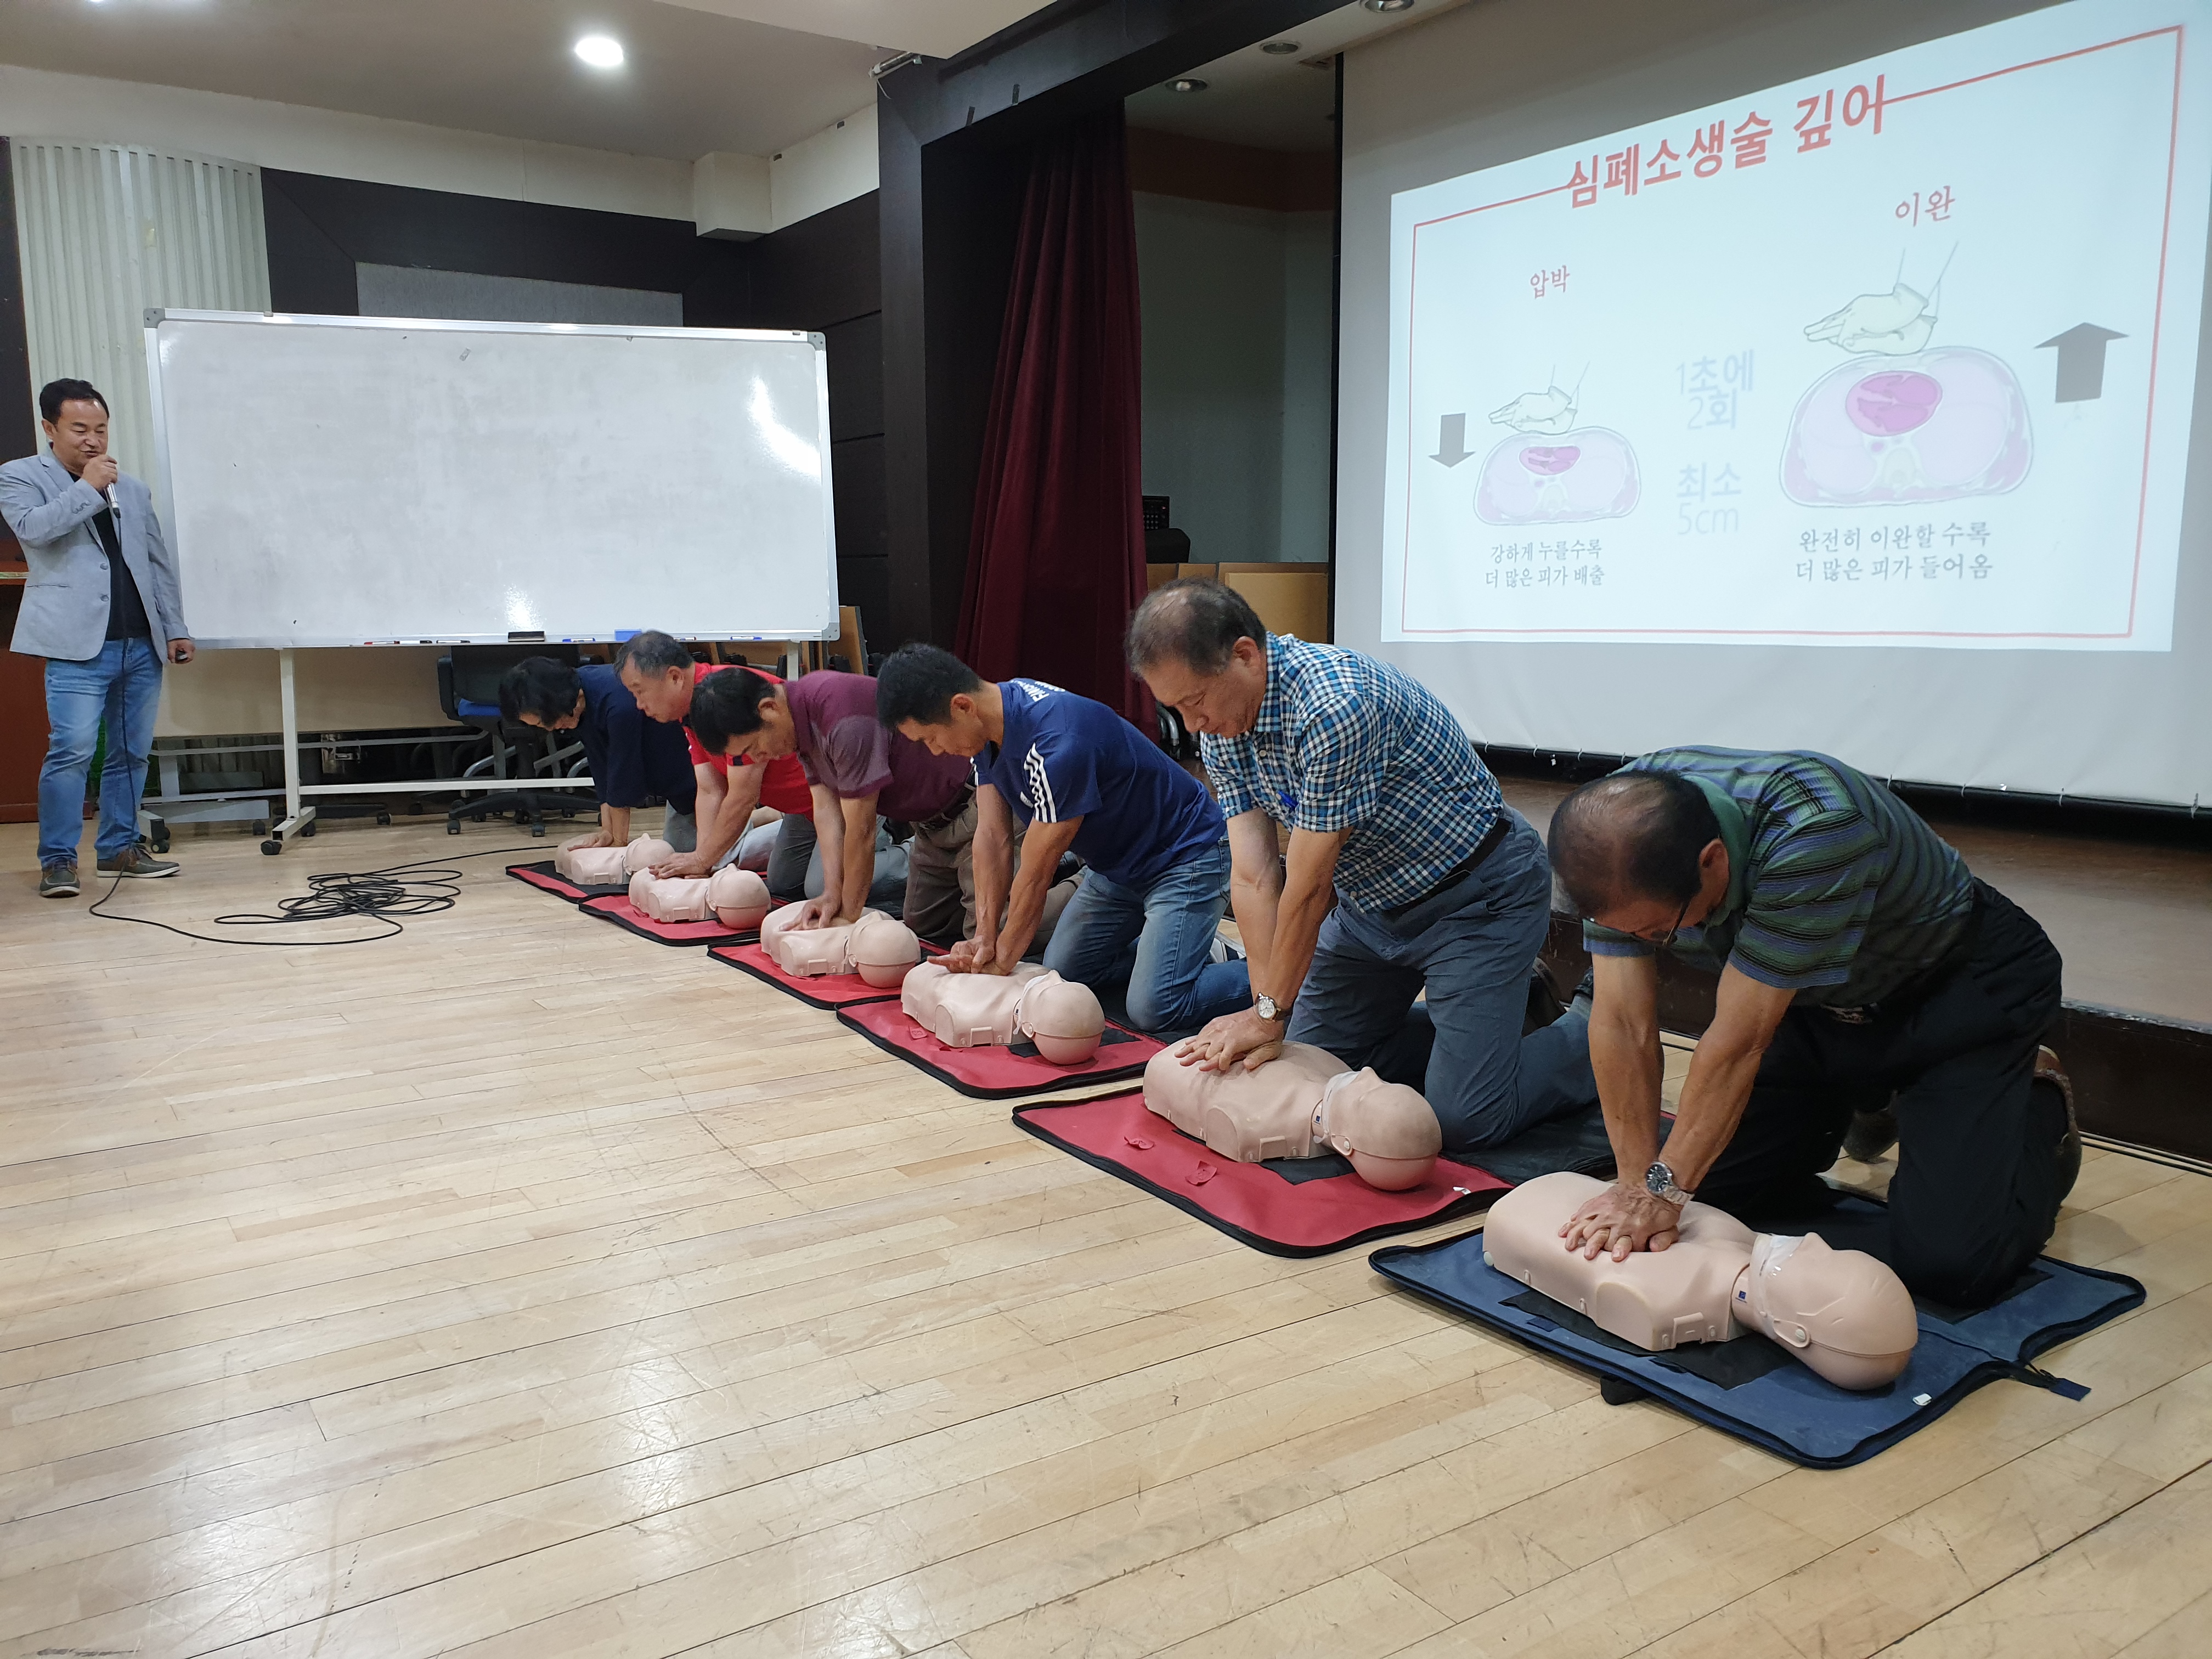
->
<box><xmin>0</xmin><ymin>379</ymin><xmax>195</xmax><ymax>896</ymax></box>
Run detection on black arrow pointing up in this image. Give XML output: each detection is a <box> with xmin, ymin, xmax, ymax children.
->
<box><xmin>1432</xmin><ymin>413</ymin><xmax>1470</xmax><ymax>467</ymax></box>
<box><xmin>2037</xmin><ymin>324</ymin><xmax>2126</xmax><ymax>403</ymax></box>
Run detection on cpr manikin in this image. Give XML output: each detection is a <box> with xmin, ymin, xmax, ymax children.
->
<box><xmin>1482</xmin><ymin>1172</ymin><xmax>1919</xmax><ymax>1390</ymax></box>
<box><xmin>1139</xmin><ymin>1042</ymin><xmax>1443</xmax><ymax>1191</ymax></box>
<box><xmin>759</xmin><ymin>901</ymin><xmax>922</xmax><ymax>981</ymax></box>
<box><xmin>555</xmin><ymin>834</ymin><xmax>673</xmax><ymax>885</ymax></box>
<box><xmin>626</xmin><ymin>865</ymin><xmax>772</xmax><ymax>929</ymax></box>
<box><xmin>900</xmin><ymin>962</ymin><xmax>1106</xmax><ymax>1064</ymax></box>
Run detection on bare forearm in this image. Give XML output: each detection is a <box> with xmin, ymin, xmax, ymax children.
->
<box><xmin>1590</xmin><ymin>1002</ymin><xmax>1666</xmax><ymax>1176</ymax></box>
<box><xmin>600</xmin><ymin>804</ymin><xmax>631</xmax><ymax>843</ymax></box>
<box><xmin>972</xmin><ymin>828</ymin><xmax>1011</xmax><ymax>949</ymax></box>
<box><xmin>1659</xmin><ymin>1045</ymin><xmax>1765</xmax><ymax>1192</ymax></box>
<box><xmin>1256</xmin><ymin>875</ymin><xmax>1330</xmax><ymax>1006</ymax></box>
<box><xmin>840</xmin><ymin>797</ymin><xmax>876</xmax><ymax>921</ymax></box>
<box><xmin>1228</xmin><ymin>866</ymin><xmax>1281</xmax><ymax>984</ymax></box>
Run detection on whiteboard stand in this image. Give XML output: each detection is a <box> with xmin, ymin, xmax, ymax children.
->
<box><xmin>268</xmin><ymin>648</ymin><xmax>315</xmax><ymax>854</ymax></box>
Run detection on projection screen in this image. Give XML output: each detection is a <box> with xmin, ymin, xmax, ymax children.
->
<box><xmin>1338</xmin><ymin>0</ymin><xmax>2212</xmax><ymax>808</ymax></box>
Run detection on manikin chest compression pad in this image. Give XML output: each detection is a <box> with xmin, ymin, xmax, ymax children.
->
<box><xmin>837</xmin><ymin>1000</ymin><xmax>1158</xmax><ymax>1099</ymax></box>
<box><xmin>578</xmin><ymin>894</ymin><xmax>759</xmax><ymax>946</ymax></box>
<box><xmin>1369</xmin><ymin>1192</ymin><xmax>2145</xmax><ymax>1468</ymax></box>
<box><xmin>506</xmin><ymin>860</ymin><xmax>626</xmax><ymax>904</ymax></box>
<box><xmin>1011</xmin><ymin>1090</ymin><xmax>1510</xmax><ymax>1256</ymax></box>
<box><xmin>710</xmin><ymin>938</ymin><xmax>949</xmax><ymax>1008</ymax></box>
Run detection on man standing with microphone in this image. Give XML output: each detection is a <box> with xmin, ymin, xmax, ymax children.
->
<box><xmin>0</xmin><ymin>380</ymin><xmax>195</xmax><ymax>896</ymax></box>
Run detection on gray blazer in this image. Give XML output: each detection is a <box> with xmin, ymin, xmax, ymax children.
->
<box><xmin>0</xmin><ymin>452</ymin><xmax>190</xmax><ymax>662</ymax></box>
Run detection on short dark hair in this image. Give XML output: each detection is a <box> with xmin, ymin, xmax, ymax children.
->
<box><xmin>1548</xmin><ymin>770</ymin><xmax>1723</xmax><ymax>916</ymax></box>
<box><xmin>40</xmin><ymin>379</ymin><xmax>108</xmax><ymax>424</ymax></box>
<box><xmin>875</xmin><ymin>643</ymin><xmax>983</xmax><ymax>728</ymax></box>
<box><xmin>616</xmin><ymin>629</ymin><xmax>693</xmax><ymax>678</ymax></box>
<box><xmin>685</xmin><ymin>667</ymin><xmax>778</xmax><ymax>755</ymax></box>
<box><xmin>498</xmin><ymin>656</ymin><xmax>584</xmax><ymax>724</ymax></box>
<box><xmin>1126</xmin><ymin>579</ymin><xmax>1268</xmax><ymax>676</ymax></box>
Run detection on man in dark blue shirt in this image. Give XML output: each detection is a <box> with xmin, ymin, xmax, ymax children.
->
<box><xmin>501</xmin><ymin>657</ymin><xmax>698</xmax><ymax>849</ymax></box>
<box><xmin>877</xmin><ymin>644</ymin><xmax>1248</xmax><ymax>1037</ymax></box>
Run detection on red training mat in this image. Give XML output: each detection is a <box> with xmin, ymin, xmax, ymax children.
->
<box><xmin>710</xmin><ymin>939</ymin><xmax>946</xmax><ymax>1007</ymax></box>
<box><xmin>1013</xmin><ymin>1090</ymin><xmax>1510</xmax><ymax>1257</ymax></box>
<box><xmin>506</xmin><ymin>860</ymin><xmax>613</xmax><ymax>904</ymax></box>
<box><xmin>836</xmin><ymin>998</ymin><xmax>1162</xmax><ymax>1098</ymax></box>
<box><xmin>579</xmin><ymin>894</ymin><xmax>759</xmax><ymax>946</ymax></box>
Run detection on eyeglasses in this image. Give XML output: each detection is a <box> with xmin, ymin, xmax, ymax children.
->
<box><xmin>1650</xmin><ymin>894</ymin><xmax>1692</xmax><ymax>950</ymax></box>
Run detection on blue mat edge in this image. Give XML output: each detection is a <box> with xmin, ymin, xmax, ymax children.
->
<box><xmin>1369</xmin><ymin>1228</ymin><xmax>2146</xmax><ymax>1469</ymax></box>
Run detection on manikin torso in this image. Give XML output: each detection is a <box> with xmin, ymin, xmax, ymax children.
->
<box><xmin>759</xmin><ymin>902</ymin><xmax>922</xmax><ymax>980</ymax></box>
<box><xmin>1139</xmin><ymin>1043</ymin><xmax>1443</xmax><ymax>1190</ymax></box>
<box><xmin>557</xmin><ymin>835</ymin><xmax>672</xmax><ymax>885</ymax></box>
<box><xmin>900</xmin><ymin>962</ymin><xmax>1105</xmax><ymax>1061</ymax></box>
<box><xmin>1482</xmin><ymin>1171</ymin><xmax>1920</xmax><ymax>1390</ymax></box>
<box><xmin>628</xmin><ymin>866</ymin><xmax>771</xmax><ymax>928</ymax></box>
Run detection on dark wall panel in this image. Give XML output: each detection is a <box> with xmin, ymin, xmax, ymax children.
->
<box><xmin>751</xmin><ymin>191</ymin><xmax>881</xmax><ymax>331</ymax></box>
<box><xmin>826</xmin><ymin>312</ymin><xmax>883</xmax><ymax>443</ymax></box>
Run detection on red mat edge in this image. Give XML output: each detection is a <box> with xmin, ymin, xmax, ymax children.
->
<box><xmin>1012</xmin><ymin>1091</ymin><xmax>1507</xmax><ymax>1259</ymax></box>
<box><xmin>834</xmin><ymin>1000</ymin><xmax>1158</xmax><ymax>1099</ymax></box>
<box><xmin>579</xmin><ymin>894</ymin><xmax>759</xmax><ymax>947</ymax></box>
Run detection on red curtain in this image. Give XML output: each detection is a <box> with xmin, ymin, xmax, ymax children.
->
<box><xmin>957</xmin><ymin>105</ymin><xmax>1154</xmax><ymax>731</ymax></box>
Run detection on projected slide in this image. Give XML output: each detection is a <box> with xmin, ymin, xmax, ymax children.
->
<box><xmin>1379</xmin><ymin>0</ymin><xmax>2212</xmax><ymax>649</ymax></box>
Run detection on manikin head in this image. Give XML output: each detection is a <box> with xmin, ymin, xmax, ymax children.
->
<box><xmin>1125</xmin><ymin>580</ymin><xmax>1272</xmax><ymax>738</ymax></box>
<box><xmin>1548</xmin><ymin>771</ymin><xmax>1734</xmax><ymax>946</ymax></box>
<box><xmin>849</xmin><ymin>915</ymin><xmax>922</xmax><ymax>988</ymax></box>
<box><xmin>688</xmin><ymin>668</ymin><xmax>796</xmax><ymax>763</ymax></box>
<box><xmin>499</xmin><ymin>657</ymin><xmax>586</xmax><ymax>732</ymax></box>
<box><xmin>40</xmin><ymin>378</ymin><xmax>110</xmax><ymax>477</ymax></box>
<box><xmin>1018</xmin><ymin>975</ymin><xmax>1106</xmax><ymax>1065</ymax></box>
<box><xmin>1741</xmin><ymin>1232</ymin><xmax>1919</xmax><ymax>1389</ymax></box>
<box><xmin>707</xmin><ymin>866</ymin><xmax>771</xmax><ymax>929</ymax></box>
<box><xmin>616</xmin><ymin>631</ymin><xmax>697</xmax><ymax>723</ymax></box>
<box><xmin>622</xmin><ymin>836</ymin><xmax>674</xmax><ymax>874</ymax></box>
<box><xmin>876</xmin><ymin>644</ymin><xmax>995</xmax><ymax>758</ymax></box>
<box><xmin>1314</xmin><ymin>1069</ymin><xmax>1442</xmax><ymax>1190</ymax></box>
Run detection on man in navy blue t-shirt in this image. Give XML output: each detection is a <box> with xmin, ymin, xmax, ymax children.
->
<box><xmin>500</xmin><ymin>657</ymin><xmax>700</xmax><ymax>849</ymax></box>
<box><xmin>877</xmin><ymin>644</ymin><xmax>1249</xmax><ymax>1036</ymax></box>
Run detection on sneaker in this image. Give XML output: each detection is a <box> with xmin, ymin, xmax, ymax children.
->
<box><xmin>2037</xmin><ymin>1045</ymin><xmax>2082</xmax><ymax>1202</ymax></box>
<box><xmin>96</xmin><ymin>843</ymin><xmax>180</xmax><ymax>879</ymax></box>
<box><xmin>38</xmin><ymin>862</ymin><xmax>80</xmax><ymax>899</ymax></box>
<box><xmin>1842</xmin><ymin>1103</ymin><xmax>1899</xmax><ymax>1163</ymax></box>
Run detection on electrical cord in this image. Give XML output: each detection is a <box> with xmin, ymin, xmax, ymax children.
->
<box><xmin>88</xmin><ymin>843</ymin><xmax>544</xmax><ymax>947</ymax></box>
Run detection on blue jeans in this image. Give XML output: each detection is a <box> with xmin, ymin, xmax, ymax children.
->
<box><xmin>1288</xmin><ymin>810</ymin><xmax>1596</xmax><ymax>1154</ymax></box>
<box><xmin>41</xmin><ymin>638</ymin><xmax>163</xmax><ymax>868</ymax></box>
<box><xmin>1043</xmin><ymin>840</ymin><xmax>1250</xmax><ymax>1038</ymax></box>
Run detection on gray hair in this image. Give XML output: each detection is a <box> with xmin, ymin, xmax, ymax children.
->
<box><xmin>1126</xmin><ymin>579</ymin><xmax>1267</xmax><ymax>676</ymax></box>
<box><xmin>616</xmin><ymin>629</ymin><xmax>692</xmax><ymax>676</ymax></box>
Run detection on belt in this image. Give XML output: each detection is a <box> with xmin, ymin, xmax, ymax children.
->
<box><xmin>1378</xmin><ymin>812</ymin><xmax>1511</xmax><ymax>922</ymax></box>
<box><xmin>905</xmin><ymin>782</ymin><xmax>975</xmax><ymax>837</ymax></box>
<box><xmin>1821</xmin><ymin>882</ymin><xmax>1985</xmax><ymax>1024</ymax></box>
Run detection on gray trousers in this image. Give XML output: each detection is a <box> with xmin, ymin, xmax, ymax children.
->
<box><xmin>1288</xmin><ymin>809</ymin><xmax>1595</xmax><ymax>1154</ymax></box>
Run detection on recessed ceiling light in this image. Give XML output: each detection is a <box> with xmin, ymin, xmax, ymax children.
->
<box><xmin>1363</xmin><ymin>0</ymin><xmax>1417</xmax><ymax>12</ymax></box>
<box><xmin>1166</xmin><ymin>77</ymin><xmax>1208</xmax><ymax>93</ymax></box>
<box><xmin>574</xmin><ymin>35</ymin><xmax>625</xmax><ymax>69</ymax></box>
<box><xmin>1261</xmin><ymin>40</ymin><xmax>1300</xmax><ymax>54</ymax></box>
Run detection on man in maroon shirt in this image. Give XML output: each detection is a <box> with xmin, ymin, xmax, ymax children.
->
<box><xmin>687</xmin><ymin>666</ymin><xmax>979</xmax><ymax>939</ymax></box>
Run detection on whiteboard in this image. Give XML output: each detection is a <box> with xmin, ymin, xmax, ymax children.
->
<box><xmin>143</xmin><ymin>309</ymin><xmax>839</xmax><ymax>648</ymax></box>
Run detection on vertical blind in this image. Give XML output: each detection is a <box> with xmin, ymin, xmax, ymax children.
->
<box><xmin>10</xmin><ymin>139</ymin><xmax>269</xmax><ymax>517</ymax></box>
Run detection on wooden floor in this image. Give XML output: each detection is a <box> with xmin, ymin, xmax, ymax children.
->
<box><xmin>3</xmin><ymin>816</ymin><xmax>2209</xmax><ymax>1659</ymax></box>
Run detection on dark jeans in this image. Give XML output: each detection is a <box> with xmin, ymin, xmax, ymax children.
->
<box><xmin>1696</xmin><ymin>880</ymin><xmax>2067</xmax><ymax>1307</ymax></box>
<box><xmin>1290</xmin><ymin>810</ymin><xmax>1598</xmax><ymax>1153</ymax></box>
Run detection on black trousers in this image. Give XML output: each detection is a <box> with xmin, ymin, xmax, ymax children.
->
<box><xmin>1694</xmin><ymin>881</ymin><xmax>2068</xmax><ymax>1308</ymax></box>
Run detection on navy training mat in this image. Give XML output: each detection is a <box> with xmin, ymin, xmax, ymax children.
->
<box><xmin>1370</xmin><ymin>1192</ymin><xmax>2144</xmax><ymax>1468</ymax></box>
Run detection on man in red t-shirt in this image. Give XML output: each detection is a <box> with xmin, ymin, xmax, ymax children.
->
<box><xmin>616</xmin><ymin>631</ymin><xmax>815</xmax><ymax>886</ymax></box>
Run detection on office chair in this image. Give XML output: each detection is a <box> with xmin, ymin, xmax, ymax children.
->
<box><xmin>437</xmin><ymin>643</ymin><xmax>597</xmax><ymax>836</ymax></box>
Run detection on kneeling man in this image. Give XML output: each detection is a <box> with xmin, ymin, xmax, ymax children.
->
<box><xmin>1547</xmin><ymin>747</ymin><xmax>2078</xmax><ymax>1307</ymax></box>
<box><xmin>877</xmin><ymin>644</ymin><xmax>1248</xmax><ymax>1037</ymax></box>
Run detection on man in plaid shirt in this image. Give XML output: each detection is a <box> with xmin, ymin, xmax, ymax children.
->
<box><xmin>1127</xmin><ymin>580</ymin><xmax>1594</xmax><ymax>1152</ymax></box>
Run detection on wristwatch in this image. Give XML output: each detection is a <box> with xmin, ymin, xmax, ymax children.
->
<box><xmin>1255</xmin><ymin>992</ymin><xmax>1293</xmax><ymax>1023</ymax></box>
<box><xmin>1644</xmin><ymin>1160</ymin><xmax>1694</xmax><ymax>1207</ymax></box>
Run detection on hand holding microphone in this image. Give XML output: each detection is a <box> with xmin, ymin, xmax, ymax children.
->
<box><xmin>82</xmin><ymin>453</ymin><xmax>119</xmax><ymax>497</ymax></box>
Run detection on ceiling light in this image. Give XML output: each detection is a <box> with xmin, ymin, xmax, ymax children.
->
<box><xmin>1166</xmin><ymin>77</ymin><xmax>1208</xmax><ymax>93</ymax></box>
<box><xmin>1363</xmin><ymin>0</ymin><xmax>1417</xmax><ymax>11</ymax></box>
<box><xmin>574</xmin><ymin>35</ymin><xmax>625</xmax><ymax>69</ymax></box>
<box><xmin>1261</xmin><ymin>40</ymin><xmax>1300</xmax><ymax>54</ymax></box>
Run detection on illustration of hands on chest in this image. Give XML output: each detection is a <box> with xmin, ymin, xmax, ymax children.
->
<box><xmin>1484</xmin><ymin>1172</ymin><xmax>1919</xmax><ymax>1390</ymax></box>
<box><xmin>628</xmin><ymin>865</ymin><xmax>772</xmax><ymax>928</ymax></box>
<box><xmin>760</xmin><ymin>904</ymin><xmax>923</xmax><ymax>983</ymax></box>
<box><xmin>1140</xmin><ymin>1042</ymin><xmax>1444</xmax><ymax>1190</ymax></box>
<box><xmin>1477</xmin><ymin>379</ymin><xmax>1641</xmax><ymax>526</ymax></box>
<box><xmin>900</xmin><ymin>962</ymin><xmax>1106</xmax><ymax>1063</ymax></box>
<box><xmin>556</xmin><ymin>835</ymin><xmax>672</xmax><ymax>885</ymax></box>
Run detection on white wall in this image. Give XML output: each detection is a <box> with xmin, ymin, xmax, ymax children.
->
<box><xmin>1136</xmin><ymin>193</ymin><xmax>1333</xmax><ymax>563</ymax></box>
<box><xmin>771</xmin><ymin>104</ymin><xmax>878</xmax><ymax>231</ymax></box>
<box><xmin>0</xmin><ymin>62</ymin><xmax>691</xmax><ymax>219</ymax></box>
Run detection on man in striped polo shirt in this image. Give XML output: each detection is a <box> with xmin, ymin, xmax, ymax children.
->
<box><xmin>1128</xmin><ymin>580</ymin><xmax>1596</xmax><ymax>1152</ymax></box>
<box><xmin>1546</xmin><ymin>747</ymin><xmax>2077</xmax><ymax>1308</ymax></box>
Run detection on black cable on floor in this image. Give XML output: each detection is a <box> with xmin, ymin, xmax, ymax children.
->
<box><xmin>88</xmin><ymin>843</ymin><xmax>544</xmax><ymax>947</ymax></box>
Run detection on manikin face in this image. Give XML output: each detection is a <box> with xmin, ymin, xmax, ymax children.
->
<box><xmin>1138</xmin><ymin>636</ymin><xmax>1269</xmax><ymax>737</ymax></box>
<box><xmin>620</xmin><ymin>661</ymin><xmax>694</xmax><ymax>724</ymax></box>
<box><xmin>43</xmin><ymin>399</ymin><xmax>109</xmax><ymax>476</ymax></box>
<box><xmin>518</xmin><ymin>691</ymin><xmax>586</xmax><ymax>733</ymax></box>
<box><xmin>898</xmin><ymin>692</ymin><xmax>991</xmax><ymax>758</ymax></box>
<box><xmin>1585</xmin><ymin>840</ymin><xmax>1733</xmax><ymax>944</ymax></box>
<box><xmin>735</xmin><ymin>690</ymin><xmax>797</xmax><ymax>761</ymax></box>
